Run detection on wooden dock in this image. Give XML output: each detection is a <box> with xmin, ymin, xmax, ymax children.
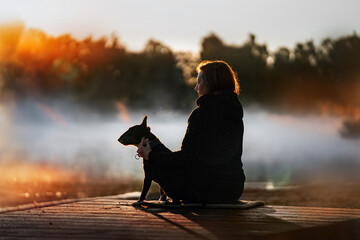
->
<box><xmin>0</xmin><ymin>197</ymin><xmax>360</xmax><ymax>239</ymax></box>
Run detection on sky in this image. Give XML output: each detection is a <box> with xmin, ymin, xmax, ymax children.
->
<box><xmin>0</xmin><ymin>0</ymin><xmax>360</xmax><ymax>53</ymax></box>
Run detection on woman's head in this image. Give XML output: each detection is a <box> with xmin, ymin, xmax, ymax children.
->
<box><xmin>195</xmin><ymin>60</ymin><xmax>240</xmax><ymax>97</ymax></box>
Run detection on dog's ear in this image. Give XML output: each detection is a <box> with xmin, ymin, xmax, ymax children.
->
<box><xmin>141</xmin><ymin>116</ymin><xmax>148</xmax><ymax>127</ymax></box>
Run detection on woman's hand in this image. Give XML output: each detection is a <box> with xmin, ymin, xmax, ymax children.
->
<box><xmin>137</xmin><ymin>137</ymin><xmax>151</xmax><ymax>160</ymax></box>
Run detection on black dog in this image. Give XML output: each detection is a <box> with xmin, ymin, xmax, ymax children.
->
<box><xmin>118</xmin><ymin>116</ymin><xmax>167</xmax><ymax>202</ymax></box>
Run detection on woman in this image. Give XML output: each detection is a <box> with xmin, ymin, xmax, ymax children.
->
<box><xmin>137</xmin><ymin>60</ymin><xmax>245</xmax><ymax>203</ymax></box>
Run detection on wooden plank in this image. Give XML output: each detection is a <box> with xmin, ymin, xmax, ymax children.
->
<box><xmin>0</xmin><ymin>198</ymin><xmax>359</xmax><ymax>239</ymax></box>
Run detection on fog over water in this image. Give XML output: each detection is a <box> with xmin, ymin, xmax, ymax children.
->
<box><xmin>1</xmin><ymin>99</ymin><xmax>360</xmax><ymax>183</ymax></box>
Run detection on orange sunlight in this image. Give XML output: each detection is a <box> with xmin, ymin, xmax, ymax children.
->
<box><xmin>0</xmin><ymin>161</ymin><xmax>76</xmax><ymax>184</ymax></box>
<box><xmin>36</xmin><ymin>102</ymin><xmax>68</xmax><ymax>126</ymax></box>
<box><xmin>319</xmin><ymin>102</ymin><xmax>360</xmax><ymax>120</ymax></box>
<box><xmin>0</xmin><ymin>21</ymin><xmax>24</xmax><ymax>60</ymax></box>
<box><xmin>115</xmin><ymin>101</ymin><xmax>131</xmax><ymax>122</ymax></box>
<box><xmin>0</xmin><ymin>159</ymin><xmax>81</xmax><ymax>208</ymax></box>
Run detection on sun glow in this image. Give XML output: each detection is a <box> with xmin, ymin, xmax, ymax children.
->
<box><xmin>0</xmin><ymin>161</ymin><xmax>77</xmax><ymax>184</ymax></box>
<box><xmin>35</xmin><ymin>102</ymin><xmax>68</xmax><ymax>126</ymax></box>
<box><xmin>319</xmin><ymin>102</ymin><xmax>360</xmax><ymax>119</ymax></box>
<box><xmin>115</xmin><ymin>101</ymin><xmax>131</xmax><ymax>122</ymax></box>
<box><xmin>0</xmin><ymin>21</ymin><xmax>24</xmax><ymax>60</ymax></box>
<box><xmin>0</xmin><ymin>159</ymin><xmax>80</xmax><ymax>206</ymax></box>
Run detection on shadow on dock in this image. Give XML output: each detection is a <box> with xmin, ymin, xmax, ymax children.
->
<box><xmin>0</xmin><ymin>198</ymin><xmax>359</xmax><ymax>239</ymax></box>
<box><xmin>134</xmin><ymin>205</ymin><xmax>303</xmax><ymax>239</ymax></box>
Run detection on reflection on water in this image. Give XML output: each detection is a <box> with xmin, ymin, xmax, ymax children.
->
<box><xmin>244</xmin><ymin>182</ymin><xmax>298</xmax><ymax>191</ymax></box>
<box><xmin>1</xmin><ymin>99</ymin><xmax>360</xmax><ymax>207</ymax></box>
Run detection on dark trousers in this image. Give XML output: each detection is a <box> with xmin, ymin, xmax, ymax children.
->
<box><xmin>147</xmin><ymin>141</ymin><xmax>194</xmax><ymax>201</ymax></box>
<box><xmin>148</xmin><ymin>140</ymin><xmax>244</xmax><ymax>203</ymax></box>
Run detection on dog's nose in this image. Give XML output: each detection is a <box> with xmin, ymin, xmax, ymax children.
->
<box><xmin>118</xmin><ymin>137</ymin><xmax>122</xmax><ymax>142</ymax></box>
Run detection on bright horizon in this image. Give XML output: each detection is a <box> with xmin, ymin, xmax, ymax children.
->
<box><xmin>1</xmin><ymin>0</ymin><xmax>360</xmax><ymax>53</ymax></box>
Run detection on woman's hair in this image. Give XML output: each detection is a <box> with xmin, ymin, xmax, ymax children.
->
<box><xmin>196</xmin><ymin>60</ymin><xmax>240</xmax><ymax>95</ymax></box>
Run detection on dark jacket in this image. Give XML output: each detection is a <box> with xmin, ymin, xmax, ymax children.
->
<box><xmin>149</xmin><ymin>91</ymin><xmax>245</xmax><ymax>203</ymax></box>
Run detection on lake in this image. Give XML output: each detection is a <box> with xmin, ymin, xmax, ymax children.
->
<box><xmin>1</xmin><ymin>99</ymin><xmax>360</xmax><ymax>208</ymax></box>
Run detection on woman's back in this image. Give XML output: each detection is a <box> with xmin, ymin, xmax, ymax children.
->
<box><xmin>190</xmin><ymin>91</ymin><xmax>245</xmax><ymax>203</ymax></box>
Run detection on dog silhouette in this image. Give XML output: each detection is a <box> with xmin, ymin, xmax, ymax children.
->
<box><xmin>118</xmin><ymin>116</ymin><xmax>167</xmax><ymax>202</ymax></box>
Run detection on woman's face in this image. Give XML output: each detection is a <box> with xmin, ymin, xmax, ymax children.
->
<box><xmin>195</xmin><ymin>71</ymin><xmax>208</xmax><ymax>97</ymax></box>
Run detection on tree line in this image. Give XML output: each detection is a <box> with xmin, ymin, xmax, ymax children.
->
<box><xmin>201</xmin><ymin>32</ymin><xmax>360</xmax><ymax>138</ymax></box>
<box><xmin>0</xmin><ymin>23</ymin><xmax>195</xmax><ymax>110</ymax></box>
<box><xmin>0</xmin><ymin>23</ymin><xmax>359</xmax><ymax>123</ymax></box>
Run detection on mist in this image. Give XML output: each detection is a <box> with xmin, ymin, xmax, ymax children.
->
<box><xmin>1</xmin><ymin>98</ymin><xmax>359</xmax><ymax>185</ymax></box>
<box><xmin>0</xmin><ymin>98</ymin><xmax>189</xmax><ymax>180</ymax></box>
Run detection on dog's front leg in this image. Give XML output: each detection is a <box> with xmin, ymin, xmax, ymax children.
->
<box><xmin>139</xmin><ymin>177</ymin><xmax>151</xmax><ymax>202</ymax></box>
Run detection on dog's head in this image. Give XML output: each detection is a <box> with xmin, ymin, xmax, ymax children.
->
<box><xmin>118</xmin><ymin>116</ymin><xmax>150</xmax><ymax>146</ymax></box>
